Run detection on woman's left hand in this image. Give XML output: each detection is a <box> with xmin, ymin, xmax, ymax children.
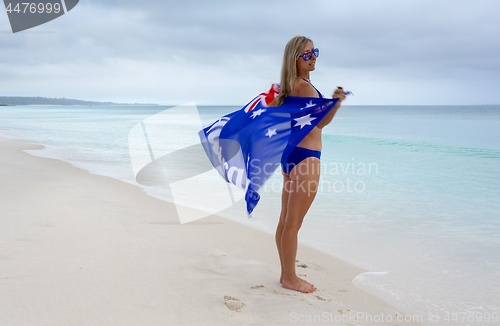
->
<box><xmin>332</xmin><ymin>87</ymin><xmax>347</xmax><ymax>102</ymax></box>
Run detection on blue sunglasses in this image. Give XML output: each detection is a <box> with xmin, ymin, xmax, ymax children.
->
<box><xmin>299</xmin><ymin>48</ymin><xmax>319</xmax><ymax>61</ymax></box>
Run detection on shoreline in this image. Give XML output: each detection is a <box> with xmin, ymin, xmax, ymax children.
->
<box><xmin>0</xmin><ymin>138</ymin><xmax>424</xmax><ymax>325</ymax></box>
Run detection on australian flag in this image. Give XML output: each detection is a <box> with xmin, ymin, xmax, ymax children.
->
<box><xmin>198</xmin><ymin>84</ymin><xmax>340</xmax><ymax>215</ymax></box>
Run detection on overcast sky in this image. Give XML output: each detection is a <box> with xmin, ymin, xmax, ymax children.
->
<box><xmin>1</xmin><ymin>0</ymin><xmax>499</xmax><ymax>105</ymax></box>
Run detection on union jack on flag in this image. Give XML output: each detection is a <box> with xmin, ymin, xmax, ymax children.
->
<box><xmin>243</xmin><ymin>83</ymin><xmax>281</xmax><ymax>113</ymax></box>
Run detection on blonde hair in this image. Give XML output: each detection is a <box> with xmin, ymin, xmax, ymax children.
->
<box><xmin>274</xmin><ymin>36</ymin><xmax>313</xmax><ymax>106</ymax></box>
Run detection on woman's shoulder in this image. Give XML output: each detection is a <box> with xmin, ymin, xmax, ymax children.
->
<box><xmin>292</xmin><ymin>79</ymin><xmax>319</xmax><ymax>98</ymax></box>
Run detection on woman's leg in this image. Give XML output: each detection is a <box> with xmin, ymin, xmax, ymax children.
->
<box><xmin>276</xmin><ymin>171</ymin><xmax>315</xmax><ymax>288</ymax></box>
<box><xmin>279</xmin><ymin>157</ymin><xmax>320</xmax><ymax>293</ymax></box>
<box><xmin>276</xmin><ymin>171</ymin><xmax>290</xmax><ymax>282</ymax></box>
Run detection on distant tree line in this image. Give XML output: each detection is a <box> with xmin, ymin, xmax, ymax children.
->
<box><xmin>0</xmin><ymin>96</ymin><xmax>158</xmax><ymax>106</ymax></box>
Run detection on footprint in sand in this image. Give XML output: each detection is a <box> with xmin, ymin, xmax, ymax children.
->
<box><xmin>315</xmin><ymin>295</ymin><xmax>331</xmax><ymax>302</ymax></box>
<box><xmin>223</xmin><ymin>295</ymin><xmax>244</xmax><ymax>311</ymax></box>
<box><xmin>273</xmin><ymin>290</ymin><xmax>296</xmax><ymax>296</ymax></box>
<box><xmin>250</xmin><ymin>285</ymin><xmax>264</xmax><ymax>289</ymax></box>
<box><xmin>296</xmin><ymin>263</ymin><xmax>308</xmax><ymax>268</ymax></box>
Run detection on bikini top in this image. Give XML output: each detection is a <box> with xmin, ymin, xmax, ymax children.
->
<box><xmin>297</xmin><ymin>76</ymin><xmax>324</xmax><ymax>98</ymax></box>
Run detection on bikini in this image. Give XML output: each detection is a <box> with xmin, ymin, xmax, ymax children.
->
<box><xmin>281</xmin><ymin>76</ymin><xmax>323</xmax><ymax>175</ymax></box>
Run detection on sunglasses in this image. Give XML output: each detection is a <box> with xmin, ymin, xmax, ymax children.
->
<box><xmin>298</xmin><ymin>48</ymin><xmax>319</xmax><ymax>61</ymax></box>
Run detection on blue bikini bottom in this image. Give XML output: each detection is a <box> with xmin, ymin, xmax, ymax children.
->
<box><xmin>281</xmin><ymin>146</ymin><xmax>321</xmax><ymax>175</ymax></box>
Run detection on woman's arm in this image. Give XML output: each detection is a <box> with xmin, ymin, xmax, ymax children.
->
<box><xmin>316</xmin><ymin>87</ymin><xmax>346</xmax><ymax>129</ymax></box>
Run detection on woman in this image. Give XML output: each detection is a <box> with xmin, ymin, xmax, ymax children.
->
<box><xmin>274</xmin><ymin>36</ymin><xmax>346</xmax><ymax>293</ymax></box>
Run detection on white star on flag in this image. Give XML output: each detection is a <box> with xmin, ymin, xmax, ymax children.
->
<box><xmin>294</xmin><ymin>114</ymin><xmax>316</xmax><ymax>129</ymax></box>
<box><xmin>300</xmin><ymin>100</ymin><xmax>315</xmax><ymax>110</ymax></box>
<box><xmin>265</xmin><ymin>128</ymin><xmax>277</xmax><ymax>138</ymax></box>
<box><xmin>250</xmin><ymin>108</ymin><xmax>266</xmax><ymax>119</ymax></box>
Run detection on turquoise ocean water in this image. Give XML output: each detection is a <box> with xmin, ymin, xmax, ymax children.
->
<box><xmin>1</xmin><ymin>105</ymin><xmax>499</xmax><ymax>325</ymax></box>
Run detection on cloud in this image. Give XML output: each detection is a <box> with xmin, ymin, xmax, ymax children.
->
<box><xmin>0</xmin><ymin>0</ymin><xmax>499</xmax><ymax>105</ymax></box>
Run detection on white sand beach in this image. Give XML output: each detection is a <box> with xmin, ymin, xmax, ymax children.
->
<box><xmin>0</xmin><ymin>138</ymin><xmax>424</xmax><ymax>325</ymax></box>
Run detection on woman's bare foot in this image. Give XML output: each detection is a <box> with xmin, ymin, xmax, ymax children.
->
<box><xmin>280</xmin><ymin>275</ymin><xmax>314</xmax><ymax>287</ymax></box>
<box><xmin>281</xmin><ymin>276</ymin><xmax>316</xmax><ymax>293</ymax></box>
